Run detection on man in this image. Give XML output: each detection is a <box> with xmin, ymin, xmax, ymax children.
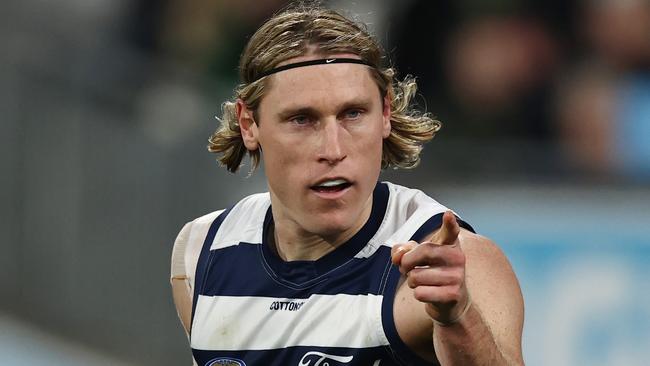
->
<box><xmin>171</xmin><ymin>4</ymin><xmax>524</xmax><ymax>366</ymax></box>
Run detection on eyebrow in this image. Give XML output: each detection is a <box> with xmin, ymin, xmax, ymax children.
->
<box><xmin>277</xmin><ymin>107</ymin><xmax>319</xmax><ymax>121</ymax></box>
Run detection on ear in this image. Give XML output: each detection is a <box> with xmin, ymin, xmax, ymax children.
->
<box><xmin>236</xmin><ymin>99</ymin><xmax>259</xmax><ymax>151</ymax></box>
<box><xmin>381</xmin><ymin>94</ymin><xmax>392</xmax><ymax>139</ymax></box>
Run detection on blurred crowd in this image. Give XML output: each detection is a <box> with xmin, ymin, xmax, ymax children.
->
<box><xmin>7</xmin><ymin>0</ymin><xmax>648</xmax><ymax>182</ymax></box>
<box><xmin>389</xmin><ymin>0</ymin><xmax>650</xmax><ymax>181</ymax></box>
<box><xmin>3</xmin><ymin>0</ymin><xmax>649</xmax><ymax>183</ymax></box>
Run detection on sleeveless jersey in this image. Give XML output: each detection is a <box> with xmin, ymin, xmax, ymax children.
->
<box><xmin>185</xmin><ymin>182</ymin><xmax>474</xmax><ymax>366</ymax></box>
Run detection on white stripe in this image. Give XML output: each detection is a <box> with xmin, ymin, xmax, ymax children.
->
<box><xmin>191</xmin><ymin>294</ymin><xmax>389</xmax><ymax>351</ymax></box>
<box><xmin>210</xmin><ymin>193</ymin><xmax>269</xmax><ymax>251</ymax></box>
<box><xmin>354</xmin><ymin>182</ymin><xmax>449</xmax><ymax>258</ymax></box>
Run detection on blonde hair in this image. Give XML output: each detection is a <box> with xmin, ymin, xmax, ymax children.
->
<box><xmin>208</xmin><ymin>3</ymin><xmax>441</xmax><ymax>173</ymax></box>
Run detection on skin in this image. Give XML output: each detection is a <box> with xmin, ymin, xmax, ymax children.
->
<box><xmin>238</xmin><ymin>53</ymin><xmax>391</xmax><ymax>261</ymax></box>
<box><xmin>173</xmin><ymin>52</ymin><xmax>524</xmax><ymax>365</ymax></box>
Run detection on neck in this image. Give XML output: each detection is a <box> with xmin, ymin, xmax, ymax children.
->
<box><xmin>269</xmin><ymin>225</ymin><xmax>341</xmax><ymax>261</ymax></box>
<box><xmin>269</xmin><ymin>198</ymin><xmax>373</xmax><ymax>262</ymax></box>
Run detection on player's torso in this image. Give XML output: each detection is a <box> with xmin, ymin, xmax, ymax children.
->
<box><xmin>189</xmin><ymin>182</ymin><xmax>455</xmax><ymax>366</ymax></box>
<box><xmin>191</xmin><ymin>243</ymin><xmax>397</xmax><ymax>365</ymax></box>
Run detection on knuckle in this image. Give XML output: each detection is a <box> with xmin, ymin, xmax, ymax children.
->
<box><xmin>445</xmin><ymin>250</ymin><xmax>465</xmax><ymax>267</ymax></box>
<box><xmin>438</xmin><ymin>292</ymin><xmax>455</xmax><ymax>304</ymax></box>
<box><xmin>391</xmin><ymin>243</ymin><xmax>406</xmax><ymax>255</ymax></box>
<box><xmin>449</xmin><ymin>267</ymin><xmax>464</xmax><ymax>280</ymax></box>
<box><xmin>413</xmin><ymin>287</ymin><xmax>431</xmax><ymax>302</ymax></box>
<box><xmin>447</xmin><ymin>287</ymin><xmax>462</xmax><ymax>301</ymax></box>
<box><xmin>406</xmin><ymin>274</ymin><xmax>418</xmax><ymax>288</ymax></box>
<box><xmin>421</xmin><ymin>245</ymin><xmax>440</xmax><ymax>262</ymax></box>
<box><xmin>455</xmin><ymin>250</ymin><xmax>466</xmax><ymax>264</ymax></box>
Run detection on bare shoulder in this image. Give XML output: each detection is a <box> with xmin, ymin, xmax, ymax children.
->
<box><xmin>460</xmin><ymin>230</ymin><xmax>508</xmax><ymax>259</ymax></box>
<box><xmin>459</xmin><ymin>230</ymin><xmax>522</xmax><ymax>304</ymax></box>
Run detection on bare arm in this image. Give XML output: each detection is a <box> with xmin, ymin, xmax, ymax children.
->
<box><xmin>432</xmin><ymin>231</ymin><xmax>524</xmax><ymax>365</ymax></box>
<box><xmin>392</xmin><ymin>212</ymin><xmax>524</xmax><ymax>365</ymax></box>
<box><xmin>171</xmin><ymin>221</ymin><xmax>194</xmax><ymax>336</ymax></box>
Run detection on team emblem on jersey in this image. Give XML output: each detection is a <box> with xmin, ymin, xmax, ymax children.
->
<box><xmin>298</xmin><ymin>351</ymin><xmax>353</xmax><ymax>366</ymax></box>
<box><xmin>206</xmin><ymin>357</ymin><xmax>246</xmax><ymax>366</ymax></box>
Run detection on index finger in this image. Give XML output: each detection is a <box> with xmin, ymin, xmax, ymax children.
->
<box><xmin>431</xmin><ymin>211</ymin><xmax>460</xmax><ymax>246</ymax></box>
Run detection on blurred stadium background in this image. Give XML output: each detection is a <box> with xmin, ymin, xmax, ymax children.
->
<box><xmin>1</xmin><ymin>0</ymin><xmax>649</xmax><ymax>365</ymax></box>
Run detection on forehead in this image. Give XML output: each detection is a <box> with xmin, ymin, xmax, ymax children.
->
<box><xmin>260</xmin><ymin>58</ymin><xmax>381</xmax><ymax>113</ymax></box>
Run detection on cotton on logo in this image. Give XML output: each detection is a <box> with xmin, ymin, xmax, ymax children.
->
<box><xmin>298</xmin><ymin>351</ymin><xmax>353</xmax><ymax>366</ymax></box>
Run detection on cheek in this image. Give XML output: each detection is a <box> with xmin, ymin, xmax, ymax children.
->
<box><xmin>259</xmin><ymin>138</ymin><xmax>312</xmax><ymax>189</ymax></box>
<box><xmin>264</xmin><ymin>134</ymin><xmax>313</xmax><ymax>166</ymax></box>
<box><xmin>350</xmin><ymin>125</ymin><xmax>385</xmax><ymax>162</ymax></box>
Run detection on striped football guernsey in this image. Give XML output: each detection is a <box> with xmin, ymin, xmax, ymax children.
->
<box><xmin>186</xmin><ymin>182</ymin><xmax>474</xmax><ymax>366</ymax></box>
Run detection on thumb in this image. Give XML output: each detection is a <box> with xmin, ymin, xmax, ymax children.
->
<box><xmin>433</xmin><ymin>211</ymin><xmax>461</xmax><ymax>246</ymax></box>
<box><xmin>391</xmin><ymin>241</ymin><xmax>417</xmax><ymax>266</ymax></box>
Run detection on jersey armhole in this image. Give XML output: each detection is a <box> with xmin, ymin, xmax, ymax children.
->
<box><xmin>190</xmin><ymin>208</ymin><xmax>232</xmax><ymax>332</ymax></box>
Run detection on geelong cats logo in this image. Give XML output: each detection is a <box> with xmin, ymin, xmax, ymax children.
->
<box><xmin>298</xmin><ymin>352</ymin><xmax>353</xmax><ymax>366</ymax></box>
<box><xmin>206</xmin><ymin>358</ymin><xmax>246</xmax><ymax>366</ymax></box>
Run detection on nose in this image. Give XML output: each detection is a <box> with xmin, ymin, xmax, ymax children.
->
<box><xmin>317</xmin><ymin>119</ymin><xmax>346</xmax><ymax>164</ymax></box>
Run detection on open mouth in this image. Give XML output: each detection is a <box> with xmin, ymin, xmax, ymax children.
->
<box><xmin>310</xmin><ymin>178</ymin><xmax>353</xmax><ymax>193</ymax></box>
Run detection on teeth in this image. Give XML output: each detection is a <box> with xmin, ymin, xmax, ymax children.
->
<box><xmin>318</xmin><ymin>179</ymin><xmax>348</xmax><ymax>187</ymax></box>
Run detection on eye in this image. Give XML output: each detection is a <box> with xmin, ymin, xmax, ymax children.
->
<box><xmin>343</xmin><ymin>109</ymin><xmax>363</xmax><ymax>120</ymax></box>
<box><xmin>289</xmin><ymin>115</ymin><xmax>312</xmax><ymax>125</ymax></box>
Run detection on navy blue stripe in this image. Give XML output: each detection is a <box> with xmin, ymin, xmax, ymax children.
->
<box><xmin>200</xmin><ymin>244</ymin><xmax>395</xmax><ymax>298</ymax></box>
<box><xmin>457</xmin><ymin>218</ymin><xmax>475</xmax><ymax>233</ymax></box>
<box><xmin>260</xmin><ymin>182</ymin><xmax>389</xmax><ymax>286</ymax></box>
<box><xmin>190</xmin><ymin>208</ymin><xmax>232</xmax><ymax>333</ymax></box>
<box><xmin>411</xmin><ymin>213</ymin><xmax>476</xmax><ymax>243</ymax></box>
<box><xmin>381</xmin><ymin>264</ymin><xmax>440</xmax><ymax>366</ymax></box>
<box><xmin>193</xmin><ymin>345</ymin><xmax>400</xmax><ymax>366</ymax></box>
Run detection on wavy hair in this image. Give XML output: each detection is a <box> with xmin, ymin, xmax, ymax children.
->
<box><xmin>208</xmin><ymin>3</ymin><xmax>441</xmax><ymax>173</ymax></box>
